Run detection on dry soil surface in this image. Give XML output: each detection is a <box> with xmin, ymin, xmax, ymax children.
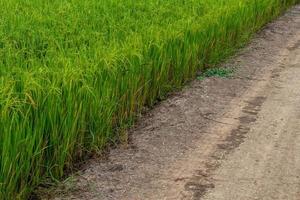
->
<box><xmin>43</xmin><ymin>5</ymin><xmax>300</xmax><ymax>200</ymax></box>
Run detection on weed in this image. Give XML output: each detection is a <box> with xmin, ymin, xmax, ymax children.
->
<box><xmin>197</xmin><ymin>68</ymin><xmax>234</xmax><ymax>80</ymax></box>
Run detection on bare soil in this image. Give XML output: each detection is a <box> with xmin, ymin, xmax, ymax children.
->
<box><xmin>41</xmin><ymin>5</ymin><xmax>300</xmax><ymax>200</ymax></box>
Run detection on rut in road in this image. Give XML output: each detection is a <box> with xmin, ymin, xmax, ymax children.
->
<box><xmin>43</xmin><ymin>5</ymin><xmax>300</xmax><ymax>200</ymax></box>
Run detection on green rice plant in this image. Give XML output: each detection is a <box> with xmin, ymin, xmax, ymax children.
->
<box><xmin>0</xmin><ymin>0</ymin><xmax>299</xmax><ymax>199</ymax></box>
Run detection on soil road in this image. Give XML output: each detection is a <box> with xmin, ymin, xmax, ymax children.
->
<box><xmin>44</xmin><ymin>5</ymin><xmax>300</xmax><ymax>200</ymax></box>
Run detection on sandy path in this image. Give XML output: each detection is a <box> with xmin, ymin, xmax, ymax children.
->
<box><xmin>202</xmin><ymin>29</ymin><xmax>300</xmax><ymax>200</ymax></box>
<box><xmin>43</xmin><ymin>5</ymin><xmax>300</xmax><ymax>200</ymax></box>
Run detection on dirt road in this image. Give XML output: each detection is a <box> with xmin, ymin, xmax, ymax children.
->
<box><xmin>45</xmin><ymin>5</ymin><xmax>300</xmax><ymax>200</ymax></box>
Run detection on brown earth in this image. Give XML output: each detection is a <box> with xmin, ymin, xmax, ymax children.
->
<box><xmin>41</xmin><ymin>5</ymin><xmax>300</xmax><ymax>200</ymax></box>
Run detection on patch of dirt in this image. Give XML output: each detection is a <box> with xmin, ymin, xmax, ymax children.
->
<box><xmin>202</xmin><ymin>30</ymin><xmax>300</xmax><ymax>200</ymax></box>
<box><xmin>39</xmin><ymin>5</ymin><xmax>300</xmax><ymax>200</ymax></box>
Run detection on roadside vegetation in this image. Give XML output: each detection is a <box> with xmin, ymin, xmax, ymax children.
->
<box><xmin>197</xmin><ymin>67</ymin><xmax>234</xmax><ymax>80</ymax></box>
<box><xmin>0</xmin><ymin>0</ymin><xmax>298</xmax><ymax>199</ymax></box>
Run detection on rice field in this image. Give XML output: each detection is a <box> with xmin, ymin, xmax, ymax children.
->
<box><xmin>0</xmin><ymin>0</ymin><xmax>298</xmax><ymax>199</ymax></box>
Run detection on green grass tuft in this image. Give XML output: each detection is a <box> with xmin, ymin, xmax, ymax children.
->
<box><xmin>197</xmin><ymin>67</ymin><xmax>234</xmax><ymax>80</ymax></box>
